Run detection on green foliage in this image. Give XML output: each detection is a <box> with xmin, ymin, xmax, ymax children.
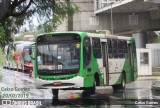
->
<box><xmin>155</xmin><ymin>36</ymin><xmax>160</xmax><ymax>43</ymax></box>
<box><xmin>0</xmin><ymin>23</ymin><xmax>9</xmax><ymax>48</ymax></box>
<box><xmin>0</xmin><ymin>0</ymin><xmax>79</xmax><ymax>42</ymax></box>
<box><xmin>37</xmin><ymin>1</ymin><xmax>79</xmax><ymax>33</ymax></box>
<box><xmin>0</xmin><ymin>48</ymin><xmax>2</xmax><ymax>67</ymax></box>
<box><xmin>15</xmin><ymin>36</ymin><xmax>22</xmax><ymax>41</ymax></box>
<box><xmin>0</xmin><ymin>24</ymin><xmax>5</xmax><ymax>40</ymax></box>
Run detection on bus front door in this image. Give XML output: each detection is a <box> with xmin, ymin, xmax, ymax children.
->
<box><xmin>128</xmin><ymin>44</ymin><xmax>134</xmax><ymax>81</ymax></box>
<box><xmin>101</xmin><ymin>39</ymin><xmax>109</xmax><ymax>85</ymax></box>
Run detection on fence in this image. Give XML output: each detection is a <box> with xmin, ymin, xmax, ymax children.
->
<box><xmin>151</xmin><ymin>49</ymin><xmax>160</xmax><ymax>72</ymax></box>
<box><xmin>94</xmin><ymin>0</ymin><xmax>126</xmax><ymax>10</ymax></box>
<box><xmin>151</xmin><ymin>49</ymin><xmax>160</xmax><ymax>67</ymax></box>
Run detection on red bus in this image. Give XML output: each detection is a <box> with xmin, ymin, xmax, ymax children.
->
<box><xmin>23</xmin><ymin>35</ymin><xmax>34</xmax><ymax>42</ymax></box>
<box><xmin>15</xmin><ymin>42</ymin><xmax>35</xmax><ymax>72</ymax></box>
<box><xmin>2</xmin><ymin>41</ymin><xmax>26</xmax><ymax>69</ymax></box>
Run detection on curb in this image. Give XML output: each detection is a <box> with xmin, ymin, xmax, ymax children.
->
<box><xmin>137</xmin><ymin>76</ymin><xmax>160</xmax><ymax>80</ymax></box>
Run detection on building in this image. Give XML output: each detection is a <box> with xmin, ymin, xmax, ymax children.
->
<box><xmin>56</xmin><ymin>0</ymin><xmax>160</xmax><ymax>48</ymax></box>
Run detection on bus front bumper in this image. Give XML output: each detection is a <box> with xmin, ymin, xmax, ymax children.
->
<box><xmin>34</xmin><ymin>76</ymin><xmax>84</xmax><ymax>89</ymax></box>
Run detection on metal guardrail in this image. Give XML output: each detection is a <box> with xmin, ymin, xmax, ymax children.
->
<box><xmin>151</xmin><ymin>49</ymin><xmax>160</xmax><ymax>72</ymax></box>
<box><xmin>152</xmin><ymin>49</ymin><xmax>160</xmax><ymax>67</ymax></box>
<box><xmin>95</xmin><ymin>0</ymin><xmax>126</xmax><ymax>10</ymax></box>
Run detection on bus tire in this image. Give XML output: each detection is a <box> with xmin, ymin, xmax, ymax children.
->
<box><xmin>52</xmin><ymin>89</ymin><xmax>59</xmax><ymax>99</ymax></box>
<box><xmin>82</xmin><ymin>89</ymin><xmax>91</xmax><ymax>97</ymax></box>
<box><xmin>91</xmin><ymin>78</ymin><xmax>96</xmax><ymax>94</ymax></box>
<box><xmin>112</xmin><ymin>73</ymin><xmax>126</xmax><ymax>91</ymax></box>
<box><xmin>82</xmin><ymin>78</ymin><xmax>96</xmax><ymax>97</ymax></box>
<box><xmin>21</xmin><ymin>64</ymin><xmax>24</xmax><ymax>72</ymax></box>
<box><xmin>90</xmin><ymin>73</ymin><xmax>99</xmax><ymax>94</ymax></box>
<box><xmin>120</xmin><ymin>73</ymin><xmax>126</xmax><ymax>89</ymax></box>
<box><xmin>16</xmin><ymin>64</ymin><xmax>18</xmax><ymax>71</ymax></box>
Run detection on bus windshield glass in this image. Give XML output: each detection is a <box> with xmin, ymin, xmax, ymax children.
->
<box><xmin>24</xmin><ymin>48</ymin><xmax>32</xmax><ymax>62</ymax></box>
<box><xmin>37</xmin><ymin>35</ymin><xmax>80</xmax><ymax>71</ymax></box>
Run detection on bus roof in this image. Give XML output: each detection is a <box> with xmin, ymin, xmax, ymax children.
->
<box><xmin>87</xmin><ymin>33</ymin><xmax>131</xmax><ymax>40</ymax></box>
<box><xmin>38</xmin><ymin>31</ymin><xmax>84</xmax><ymax>36</ymax></box>
<box><xmin>37</xmin><ymin>32</ymin><xmax>132</xmax><ymax>40</ymax></box>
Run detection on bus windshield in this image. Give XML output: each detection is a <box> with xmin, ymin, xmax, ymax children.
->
<box><xmin>37</xmin><ymin>42</ymin><xmax>80</xmax><ymax>70</ymax></box>
<box><xmin>24</xmin><ymin>48</ymin><xmax>32</xmax><ymax>62</ymax></box>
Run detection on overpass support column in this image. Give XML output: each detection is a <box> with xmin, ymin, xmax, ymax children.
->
<box><xmin>132</xmin><ymin>32</ymin><xmax>148</xmax><ymax>48</ymax></box>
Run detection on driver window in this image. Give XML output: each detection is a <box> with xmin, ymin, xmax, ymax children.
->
<box><xmin>83</xmin><ymin>38</ymin><xmax>91</xmax><ymax>68</ymax></box>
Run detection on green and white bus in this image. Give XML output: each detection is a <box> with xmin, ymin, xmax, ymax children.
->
<box><xmin>31</xmin><ymin>32</ymin><xmax>137</xmax><ymax>98</ymax></box>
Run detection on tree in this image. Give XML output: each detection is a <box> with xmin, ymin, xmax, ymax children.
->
<box><xmin>155</xmin><ymin>36</ymin><xmax>160</xmax><ymax>43</ymax></box>
<box><xmin>0</xmin><ymin>23</ymin><xmax>6</xmax><ymax>47</ymax></box>
<box><xmin>0</xmin><ymin>0</ymin><xmax>79</xmax><ymax>43</ymax></box>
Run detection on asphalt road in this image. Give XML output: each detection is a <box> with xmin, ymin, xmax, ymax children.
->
<box><xmin>0</xmin><ymin>68</ymin><xmax>160</xmax><ymax>108</ymax></box>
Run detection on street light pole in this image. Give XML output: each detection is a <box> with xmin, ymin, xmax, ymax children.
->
<box><xmin>101</xmin><ymin>0</ymin><xmax>114</xmax><ymax>34</ymax></box>
<box><xmin>110</xmin><ymin>2</ymin><xmax>113</xmax><ymax>35</ymax></box>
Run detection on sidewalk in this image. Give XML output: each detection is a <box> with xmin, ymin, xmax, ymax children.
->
<box><xmin>137</xmin><ymin>76</ymin><xmax>160</xmax><ymax>80</ymax></box>
<box><xmin>137</xmin><ymin>76</ymin><xmax>160</xmax><ymax>90</ymax></box>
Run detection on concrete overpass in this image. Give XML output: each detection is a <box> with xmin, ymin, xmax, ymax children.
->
<box><xmin>94</xmin><ymin>0</ymin><xmax>160</xmax><ymax>33</ymax></box>
<box><xmin>55</xmin><ymin>0</ymin><xmax>160</xmax><ymax>48</ymax></box>
<box><xmin>93</xmin><ymin>0</ymin><xmax>160</xmax><ymax>48</ymax></box>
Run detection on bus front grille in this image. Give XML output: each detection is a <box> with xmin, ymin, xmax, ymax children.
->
<box><xmin>42</xmin><ymin>83</ymin><xmax>74</xmax><ymax>87</ymax></box>
<box><xmin>39</xmin><ymin>74</ymin><xmax>76</xmax><ymax>80</ymax></box>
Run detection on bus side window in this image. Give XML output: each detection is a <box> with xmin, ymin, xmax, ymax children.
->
<box><xmin>123</xmin><ymin>41</ymin><xmax>128</xmax><ymax>58</ymax></box>
<box><xmin>112</xmin><ymin>39</ymin><xmax>118</xmax><ymax>58</ymax></box>
<box><xmin>83</xmin><ymin>38</ymin><xmax>91</xmax><ymax>67</ymax></box>
<box><xmin>108</xmin><ymin>39</ymin><xmax>113</xmax><ymax>58</ymax></box>
<box><xmin>118</xmin><ymin>40</ymin><xmax>123</xmax><ymax>58</ymax></box>
<box><xmin>92</xmin><ymin>38</ymin><xmax>101</xmax><ymax>58</ymax></box>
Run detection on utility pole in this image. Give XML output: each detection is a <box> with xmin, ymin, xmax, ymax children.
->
<box><xmin>101</xmin><ymin>0</ymin><xmax>114</xmax><ymax>35</ymax></box>
<box><xmin>110</xmin><ymin>2</ymin><xmax>113</xmax><ymax>35</ymax></box>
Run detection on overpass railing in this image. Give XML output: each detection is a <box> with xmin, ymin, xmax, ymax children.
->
<box><xmin>94</xmin><ymin>0</ymin><xmax>127</xmax><ymax>11</ymax></box>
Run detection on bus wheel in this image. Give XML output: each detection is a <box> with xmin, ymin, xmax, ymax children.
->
<box><xmin>82</xmin><ymin>78</ymin><xmax>96</xmax><ymax>97</ymax></box>
<box><xmin>112</xmin><ymin>73</ymin><xmax>126</xmax><ymax>91</ymax></box>
<box><xmin>91</xmin><ymin>78</ymin><xmax>96</xmax><ymax>94</ymax></box>
<box><xmin>120</xmin><ymin>73</ymin><xmax>126</xmax><ymax>89</ymax></box>
<box><xmin>82</xmin><ymin>89</ymin><xmax>90</xmax><ymax>97</ymax></box>
<box><xmin>21</xmin><ymin>64</ymin><xmax>24</xmax><ymax>72</ymax></box>
<box><xmin>52</xmin><ymin>89</ymin><xmax>59</xmax><ymax>99</ymax></box>
<box><xmin>16</xmin><ymin>64</ymin><xmax>18</xmax><ymax>71</ymax></box>
<box><xmin>29</xmin><ymin>70</ymin><xmax>32</xmax><ymax>77</ymax></box>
